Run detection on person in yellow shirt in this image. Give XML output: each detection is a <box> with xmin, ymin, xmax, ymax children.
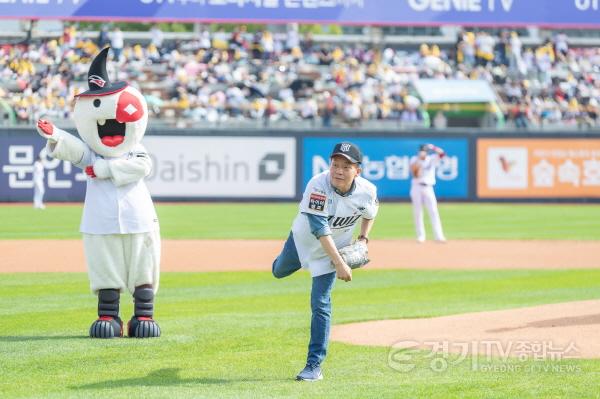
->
<box><xmin>331</xmin><ymin>47</ymin><xmax>344</xmax><ymax>63</ymax></box>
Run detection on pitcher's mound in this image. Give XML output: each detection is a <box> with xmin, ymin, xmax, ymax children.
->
<box><xmin>332</xmin><ymin>300</ymin><xmax>600</xmax><ymax>359</ymax></box>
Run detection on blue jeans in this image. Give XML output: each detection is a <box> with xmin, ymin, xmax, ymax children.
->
<box><xmin>272</xmin><ymin>232</ymin><xmax>337</xmax><ymax>367</ymax></box>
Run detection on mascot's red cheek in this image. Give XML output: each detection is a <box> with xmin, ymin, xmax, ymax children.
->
<box><xmin>116</xmin><ymin>91</ymin><xmax>144</xmax><ymax>123</ymax></box>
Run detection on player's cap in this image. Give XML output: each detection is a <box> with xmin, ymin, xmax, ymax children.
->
<box><xmin>330</xmin><ymin>142</ymin><xmax>363</xmax><ymax>164</ymax></box>
<box><xmin>419</xmin><ymin>144</ymin><xmax>428</xmax><ymax>152</ymax></box>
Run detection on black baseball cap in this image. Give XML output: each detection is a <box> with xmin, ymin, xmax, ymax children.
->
<box><xmin>76</xmin><ymin>47</ymin><xmax>128</xmax><ymax>98</ymax></box>
<box><xmin>330</xmin><ymin>142</ymin><xmax>363</xmax><ymax>164</ymax></box>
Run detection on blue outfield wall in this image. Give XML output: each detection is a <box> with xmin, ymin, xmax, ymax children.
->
<box><xmin>303</xmin><ymin>137</ymin><xmax>469</xmax><ymax>200</ymax></box>
<box><xmin>2</xmin><ymin>128</ymin><xmax>600</xmax><ymax>203</ymax></box>
<box><xmin>0</xmin><ymin>134</ymin><xmax>86</xmax><ymax>202</ymax></box>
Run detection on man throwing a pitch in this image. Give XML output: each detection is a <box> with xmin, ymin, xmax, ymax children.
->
<box><xmin>410</xmin><ymin>143</ymin><xmax>446</xmax><ymax>243</ymax></box>
<box><xmin>272</xmin><ymin>142</ymin><xmax>378</xmax><ymax>381</ymax></box>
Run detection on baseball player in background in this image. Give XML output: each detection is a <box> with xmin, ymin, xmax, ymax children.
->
<box><xmin>32</xmin><ymin>155</ymin><xmax>45</xmax><ymax>209</ymax></box>
<box><xmin>272</xmin><ymin>142</ymin><xmax>378</xmax><ymax>381</ymax></box>
<box><xmin>410</xmin><ymin>143</ymin><xmax>446</xmax><ymax>243</ymax></box>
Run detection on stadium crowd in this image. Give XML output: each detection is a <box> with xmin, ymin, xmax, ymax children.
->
<box><xmin>1</xmin><ymin>24</ymin><xmax>600</xmax><ymax>129</ymax></box>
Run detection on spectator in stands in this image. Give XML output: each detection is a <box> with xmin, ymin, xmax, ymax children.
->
<box><xmin>198</xmin><ymin>28</ymin><xmax>212</xmax><ymax>50</ymax></box>
<box><xmin>433</xmin><ymin>111</ymin><xmax>448</xmax><ymax>129</ymax></box>
<box><xmin>584</xmin><ymin>99</ymin><xmax>599</xmax><ymax>128</ymax></box>
<box><xmin>400</xmin><ymin>96</ymin><xmax>425</xmax><ymax>127</ymax></box>
<box><xmin>300</xmin><ymin>97</ymin><xmax>318</xmax><ymax>127</ymax></box>
<box><xmin>286</xmin><ymin>23</ymin><xmax>300</xmax><ymax>51</ymax></box>
<box><xmin>251</xmin><ymin>32</ymin><xmax>263</xmax><ymax>60</ymax></box>
<box><xmin>320</xmin><ymin>91</ymin><xmax>336</xmax><ymax>128</ymax></box>
<box><xmin>476</xmin><ymin>31</ymin><xmax>495</xmax><ymax>67</ymax></box>
<box><xmin>302</xmin><ymin>31</ymin><xmax>314</xmax><ymax>53</ymax></box>
<box><xmin>343</xmin><ymin>98</ymin><xmax>361</xmax><ymax>127</ymax></box>
<box><xmin>110</xmin><ymin>26</ymin><xmax>124</xmax><ymax>61</ymax></box>
<box><xmin>508</xmin><ymin>31</ymin><xmax>524</xmax><ymax>75</ymax></box>
<box><xmin>553</xmin><ymin>31</ymin><xmax>569</xmax><ymax>61</ymax></box>
<box><xmin>263</xmin><ymin>95</ymin><xmax>276</xmax><ymax>127</ymax></box>
<box><xmin>229</xmin><ymin>26</ymin><xmax>246</xmax><ymax>51</ymax></box>
<box><xmin>457</xmin><ymin>30</ymin><xmax>476</xmax><ymax>67</ymax></box>
<box><xmin>61</xmin><ymin>24</ymin><xmax>76</xmax><ymax>49</ymax></box>
<box><xmin>495</xmin><ymin>30</ymin><xmax>510</xmax><ymax>66</ymax></box>
<box><xmin>512</xmin><ymin>102</ymin><xmax>530</xmax><ymax>129</ymax></box>
<box><xmin>261</xmin><ymin>30</ymin><xmax>274</xmax><ymax>61</ymax></box>
<box><xmin>150</xmin><ymin>24</ymin><xmax>164</xmax><ymax>53</ymax></box>
<box><xmin>504</xmin><ymin>79</ymin><xmax>523</xmax><ymax>103</ymax></box>
<box><xmin>563</xmin><ymin>98</ymin><xmax>582</xmax><ymax>125</ymax></box>
<box><xmin>97</xmin><ymin>25</ymin><xmax>110</xmax><ymax>49</ymax></box>
<box><xmin>212</xmin><ymin>27</ymin><xmax>229</xmax><ymax>50</ymax></box>
<box><xmin>536</xmin><ymin>41</ymin><xmax>555</xmax><ymax>86</ymax></box>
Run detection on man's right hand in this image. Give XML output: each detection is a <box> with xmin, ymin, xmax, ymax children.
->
<box><xmin>318</xmin><ymin>234</ymin><xmax>353</xmax><ymax>282</ymax></box>
<box><xmin>335</xmin><ymin>261</ymin><xmax>353</xmax><ymax>282</ymax></box>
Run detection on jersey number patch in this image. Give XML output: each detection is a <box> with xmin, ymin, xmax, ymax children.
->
<box><xmin>309</xmin><ymin>193</ymin><xmax>326</xmax><ymax>211</ymax></box>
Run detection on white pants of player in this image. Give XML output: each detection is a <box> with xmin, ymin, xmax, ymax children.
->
<box><xmin>83</xmin><ymin>231</ymin><xmax>161</xmax><ymax>294</ymax></box>
<box><xmin>33</xmin><ymin>181</ymin><xmax>45</xmax><ymax>209</ymax></box>
<box><xmin>410</xmin><ymin>184</ymin><xmax>445</xmax><ymax>242</ymax></box>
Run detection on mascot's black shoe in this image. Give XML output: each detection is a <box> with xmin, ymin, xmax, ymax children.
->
<box><xmin>128</xmin><ymin>285</ymin><xmax>160</xmax><ymax>338</ymax></box>
<box><xmin>128</xmin><ymin>316</ymin><xmax>161</xmax><ymax>338</ymax></box>
<box><xmin>89</xmin><ymin>316</ymin><xmax>123</xmax><ymax>338</ymax></box>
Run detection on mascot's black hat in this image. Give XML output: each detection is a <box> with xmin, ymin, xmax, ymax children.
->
<box><xmin>76</xmin><ymin>47</ymin><xmax>128</xmax><ymax>97</ymax></box>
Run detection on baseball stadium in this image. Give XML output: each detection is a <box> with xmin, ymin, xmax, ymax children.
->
<box><xmin>2</xmin><ymin>1</ymin><xmax>600</xmax><ymax>398</ymax></box>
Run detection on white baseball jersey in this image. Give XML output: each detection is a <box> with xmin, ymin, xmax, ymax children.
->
<box><xmin>292</xmin><ymin>171</ymin><xmax>378</xmax><ymax>277</ymax></box>
<box><xmin>410</xmin><ymin>154</ymin><xmax>442</xmax><ymax>186</ymax></box>
<box><xmin>74</xmin><ymin>144</ymin><xmax>158</xmax><ymax>235</ymax></box>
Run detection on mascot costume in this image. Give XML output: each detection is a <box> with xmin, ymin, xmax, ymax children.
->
<box><xmin>37</xmin><ymin>47</ymin><xmax>161</xmax><ymax>339</ymax></box>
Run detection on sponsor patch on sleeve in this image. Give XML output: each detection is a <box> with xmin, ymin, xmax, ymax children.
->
<box><xmin>308</xmin><ymin>192</ymin><xmax>327</xmax><ymax>212</ymax></box>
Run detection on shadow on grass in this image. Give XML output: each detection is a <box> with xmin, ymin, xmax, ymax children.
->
<box><xmin>0</xmin><ymin>335</ymin><xmax>86</xmax><ymax>342</ymax></box>
<box><xmin>75</xmin><ymin>368</ymin><xmax>272</xmax><ymax>389</ymax></box>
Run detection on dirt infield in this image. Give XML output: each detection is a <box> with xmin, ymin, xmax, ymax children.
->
<box><xmin>1</xmin><ymin>239</ymin><xmax>599</xmax><ymax>272</ymax></box>
<box><xmin>331</xmin><ymin>300</ymin><xmax>600</xmax><ymax>359</ymax></box>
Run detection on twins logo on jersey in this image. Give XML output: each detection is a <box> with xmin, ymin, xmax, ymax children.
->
<box><xmin>328</xmin><ymin>214</ymin><xmax>361</xmax><ymax>230</ymax></box>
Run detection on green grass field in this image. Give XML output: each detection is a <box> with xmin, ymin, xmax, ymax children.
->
<box><xmin>1</xmin><ymin>203</ymin><xmax>600</xmax><ymax>398</ymax></box>
<box><xmin>2</xmin><ymin>270</ymin><xmax>600</xmax><ymax>399</ymax></box>
<box><xmin>1</xmin><ymin>202</ymin><xmax>600</xmax><ymax>240</ymax></box>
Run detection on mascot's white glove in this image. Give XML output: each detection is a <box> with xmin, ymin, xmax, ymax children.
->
<box><xmin>85</xmin><ymin>159</ymin><xmax>111</xmax><ymax>180</ymax></box>
<box><xmin>37</xmin><ymin>118</ymin><xmax>88</xmax><ymax>166</ymax></box>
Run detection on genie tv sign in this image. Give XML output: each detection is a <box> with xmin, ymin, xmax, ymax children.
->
<box><xmin>0</xmin><ymin>0</ymin><xmax>598</xmax><ymax>27</ymax></box>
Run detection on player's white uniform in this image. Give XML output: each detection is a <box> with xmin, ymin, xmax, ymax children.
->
<box><xmin>32</xmin><ymin>160</ymin><xmax>45</xmax><ymax>209</ymax></box>
<box><xmin>409</xmin><ymin>153</ymin><xmax>446</xmax><ymax>242</ymax></box>
<box><xmin>46</xmin><ymin>131</ymin><xmax>160</xmax><ymax>294</ymax></box>
<box><xmin>292</xmin><ymin>171</ymin><xmax>378</xmax><ymax>277</ymax></box>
